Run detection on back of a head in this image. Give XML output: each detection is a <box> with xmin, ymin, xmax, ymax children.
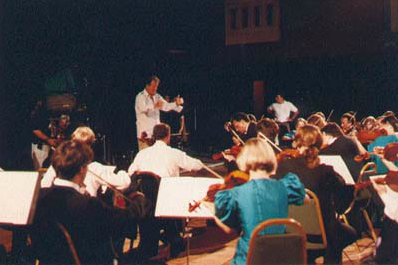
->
<box><xmin>294</xmin><ymin>125</ymin><xmax>323</xmax><ymax>168</ymax></box>
<box><xmin>71</xmin><ymin>126</ymin><xmax>96</xmax><ymax>146</ymax></box>
<box><xmin>256</xmin><ymin>118</ymin><xmax>279</xmax><ymax>141</ymax></box>
<box><xmin>342</xmin><ymin>112</ymin><xmax>356</xmax><ymax>124</ymax></box>
<box><xmin>51</xmin><ymin>141</ymin><xmax>93</xmax><ymax>180</ymax></box>
<box><xmin>321</xmin><ymin>122</ymin><xmax>344</xmax><ymax>138</ymax></box>
<box><xmin>237</xmin><ymin>138</ymin><xmax>277</xmax><ymax>175</ymax></box>
<box><xmin>153</xmin><ymin>123</ymin><xmax>171</xmax><ymax>141</ymax></box>
<box><xmin>381</xmin><ymin>115</ymin><xmax>398</xmax><ymax>132</ymax></box>
<box><xmin>307</xmin><ymin>114</ymin><xmax>326</xmax><ymax>129</ymax></box>
<box><xmin>231</xmin><ymin>112</ymin><xmax>250</xmax><ymax>123</ymax></box>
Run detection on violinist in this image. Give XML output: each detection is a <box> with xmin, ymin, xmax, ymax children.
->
<box><xmin>367</xmin><ymin>115</ymin><xmax>398</xmax><ymax>174</ymax></box>
<box><xmin>274</xmin><ymin>125</ymin><xmax>357</xmax><ymax>264</ymax></box>
<box><xmin>212</xmin><ymin>138</ymin><xmax>306</xmax><ymax>265</ymax></box>
<box><xmin>307</xmin><ymin>113</ymin><xmax>326</xmax><ymax>129</ymax></box>
<box><xmin>281</xmin><ymin>118</ymin><xmax>306</xmax><ymax>144</ymax></box>
<box><xmin>256</xmin><ymin>117</ymin><xmax>280</xmax><ymax>146</ymax></box>
<box><xmin>370</xmin><ymin>148</ymin><xmax>398</xmax><ymax>264</ymax></box>
<box><xmin>341</xmin><ymin>112</ymin><xmax>358</xmax><ymax>137</ymax></box>
<box><xmin>228</xmin><ymin>112</ymin><xmax>257</xmax><ymax>144</ymax></box>
<box><xmin>320</xmin><ymin>122</ymin><xmax>363</xmax><ymax>181</ymax></box>
<box><xmin>356</xmin><ymin>116</ymin><xmax>384</xmax><ymax>147</ymax></box>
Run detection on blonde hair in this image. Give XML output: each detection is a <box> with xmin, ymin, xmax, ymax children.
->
<box><xmin>71</xmin><ymin>127</ymin><xmax>96</xmax><ymax>146</ymax></box>
<box><xmin>236</xmin><ymin>138</ymin><xmax>277</xmax><ymax>174</ymax></box>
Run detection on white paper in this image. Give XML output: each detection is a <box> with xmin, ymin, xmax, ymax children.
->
<box><xmin>0</xmin><ymin>171</ymin><xmax>40</xmax><ymax>225</ymax></box>
<box><xmin>370</xmin><ymin>175</ymin><xmax>398</xmax><ymax>221</ymax></box>
<box><xmin>155</xmin><ymin>177</ymin><xmax>223</xmax><ymax>219</ymax></box>
<box><xmin>319</xmin><ymin>155</ymin><xmax>355</xmax><ymax>185</ymax></box>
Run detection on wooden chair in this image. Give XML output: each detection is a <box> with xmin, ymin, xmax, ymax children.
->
<box><xmin>247</xmin><ymin>218</ymin><xmax>307</xmax><ymax>265</ymax></box>
<box><xmin>31</xmin><ymin>221</ymin><xmax>80</xmax><ymax>265</ymax></box>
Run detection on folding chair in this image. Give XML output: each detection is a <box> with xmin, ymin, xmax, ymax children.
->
<box><xmin>247</xmin><ymin>218</ymin><xmax>307</xmax><ymax>265</ymax></box>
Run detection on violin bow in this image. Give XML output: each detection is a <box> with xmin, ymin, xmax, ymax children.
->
<box><xmin>226</xmin><ymin>122</ymin><xmax>245</xmax><ymax>145</ymax></box>
<box><xmin>326</xmin><ymin>109</ymin><xmax>334</xmax><ymax>122</ymax></box>
<box><xmin>202</xmin><ymin>165</ymin><xmax>224</xmax><ymax>179</ymax></box>
<box><xmin>257</xmin><ymin>132</ymin><xmax>282</xmax><ymax>152</ymax></box>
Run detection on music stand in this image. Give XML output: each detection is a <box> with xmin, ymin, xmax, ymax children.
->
<box><xmin>155</xmin><ymin>177</ymin><xmax>223</xmax><ymax>264</ymax></box>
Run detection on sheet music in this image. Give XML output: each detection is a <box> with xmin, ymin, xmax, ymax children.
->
<box><xmin>0</xmin><ymin>171</ymin><xmax>40</xmax><ymax>225</ymax></box>
<box><xmin>370</xmin><ymin>175</ymin><xmax>398</xmax><ymax>221</ymax></box>
<box><xmin>319</xmin><ymin>155</ymin><xmax>355</xmax><ymax>185</ymax></box>
<box><xmin>155</xmin><ymin>177</ymin><xmax>223</xmax><ymax>219</ymax></box>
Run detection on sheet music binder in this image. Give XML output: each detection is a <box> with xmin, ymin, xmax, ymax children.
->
<box><xmin>155</xmin><ymin>177</ymin><xmax>223</xmax><ymax>219</ymax></box>
<box><xmin>319</xmin><ymin>155</ymin><xmax>355</xmax><ymax>185</ymax></box>
<box><xmin>0</xmin><ymin>171</ymin><xmax>40</xmax><ymax>225</ymax></box>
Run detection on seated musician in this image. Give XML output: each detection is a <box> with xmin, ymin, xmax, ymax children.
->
<box><xmin>212</xmin><ymin>138</ymin><xmax>306</xmax><ymax>265</ymax></box>
<box><xmin>307</xmin><ymin>113</ymin><xmax>326</xmax><ymax>129</ymax></box>
<box><xmin>127</xmin><ymin>123</ymin><xmax>204</xmax><ymax>260</ymax></box>
<box><xmin>228</xmin><ymin>112</ymin><xmax>257</xmax><ymax>144</ymax></box>
<box><xmin>320</xmin><ymin>122</ymin><xmax>363</xmax><ymax>181</ymax></box>
<box><xmin>42</xmin><ymin>126</ymin><xmax>131</xmax><ymax>197</ymax></box>
<box><xmin>274</xmin><ymin>124</ymin><xmax>357</xmax><ymax>264</ymax></box>
<box><xmin>341</xmin><ymin>112</ymin><xmax>358</xmax><ymax>137</ymax></box>
<box><xmin>32</xmin><ymin>141</ymin><xmax>148</xmax><ymax>264</ymax></box>
<box><xmin>128</xmin><ymin>123</ymin><xmax>203</xmax><ymax>177</ymax></box>
<box><xmin>256</xmin><ymin>117</ymin><xmax>280</xmax><ymax>145</ymax></box>
<box><xmin>281</xmin><ymin>117</ymin><xmax>306</xmax><ymax>143</ymax></box>
<box><xmin>368</xmin><ymin>115</ymin><xmax>398</xmax><ymax>174</ymax></box>
<box><xmin>371</xmin><ymin>153</ymin><xmax>398</xmax><ymax>264</ymax></box>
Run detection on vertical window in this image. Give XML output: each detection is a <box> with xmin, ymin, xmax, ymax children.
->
<box><xmin>266</xmin><ymin>4</ymin><xmax>274</xmax><ymax>26</ymax></box>
<box><xmin>254</xmin><ymin>6</ymin><xmax>261</xmax><ymax>27</ymax></box>
<box><xmin>230</xmin><ymin>8</ymin><xmax>238</xmax><ymax>30</ymax></box>
<box><xmin>242</xmin><ymin>7</ymin><xmax>249</xmax><ymax>28</ymax></box>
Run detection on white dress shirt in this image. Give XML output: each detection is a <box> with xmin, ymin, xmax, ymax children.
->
<box><xmin>268</xmin><ymin>101</ymin><xmax>298</xmax><ymax>123</ymax></box>
<box><xmin>135</xmin><ymin>89</ymin><xmax>183</xmax><ymax>138</ymax></box>
<box><xmin>41</xmin><ymin>162</ymin><xmax>131</xmax><ymax>197</ymax></box>
<box><xmin>128</xmin><ymin>140</ymin><xmax>203</xmax><ymax>178</ymax></box>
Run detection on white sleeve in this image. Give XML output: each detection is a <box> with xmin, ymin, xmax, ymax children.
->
<box><xmin>288</xmin><ymin>102</ymin><xmax>298</xmax><ymax>112</ymax></box>
<box><xmin>159</xmin><ymin>95</ymin><xmax>183</xmax><ymax>113</ymax></box>
<box><xmin>135</xmin><ymin>93</ymin><xmax>151</xmax><ymax>114</ymax></box>
<box><xmin>41</xmin><ymin>166</ymin><xmax>57</xmax><ymax>188</ymax></box>
<box><xmin>128</xmin><ymin>156</ymin><xmax>140</xmax><ymax>176</ymax></box>
<box><xmin>88</xmin><ymin>162</ymin><xmax>131</xmax><ymax>194</ymax></box>
<box><xmin>175</xmin><ymin>150</ymin><xmax>204</xmax><ymax>172</ymax></box>
<box><xmin>267</xmin><ymin>103</ymin><xmax>274</xmax><ymax>112</ymax></box>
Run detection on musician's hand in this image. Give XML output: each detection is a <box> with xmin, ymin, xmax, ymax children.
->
<box><xmin>374</xmin><ymin>146</ymin><xmax>385</xmax><ymax>159</ymax></box>
<box><xmin>175</xmin><ymin>96</ymin><xmax>184</xmax><ymax>106</ymax></box>
<box><xmin>154</xmin><ymin>100</ymin><xmax>163</xmax><ymax>109</ymax></box>
<box><xmin>372</xmin><ymin>180</ymin><xmax>387</xmax><ymax>194</ymax></box>
<box><xmin>224</xmin><ymin>122</ymin><xmax>231</xmax><ymax>132</ymax></box>
<box><xmin>222</xmin><ymin>152</ymin><xmax>235</xmax><ymax>162</ymax></box>
<box><xmin>232</xmin><ymin>136</ymin><xmax>240</xmax><ymax>146</ymax></box>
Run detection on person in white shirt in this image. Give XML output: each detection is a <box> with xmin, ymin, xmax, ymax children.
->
<box><xmin>267</xmin><ymin>94</ymin><xmax>299</xmax><ymax>146</ymax></box>
<box><xmin>135</xmin><ymin>75</ymin><xmax>184</xmax><ymax>150</ymax></box>
<box><xmin>128</xmin><ymin>123</ymin><xmax>203</xmax><ymax>177</ymax></box>
<box><xmin>41</xmin><ymin>126</ymin><xmax>131</xmax><ymax>197</ymax></box>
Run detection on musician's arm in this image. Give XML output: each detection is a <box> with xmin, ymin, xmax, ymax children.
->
<box><xmin>33</xmin><ymin>129</ymin><xmax>56</xmax><ymax>146</ymax></box>
<box><xmin>290</xmin><ymin>110</ymin><xmax>299</xmax><ymax>121</ymax></box>
<box><xmin>159</xmin><ymin>95</ymin><xmax>183</xmax><ymax>112</ymax></box>
<box><xmin>135</xmin><ymin>94</ymin><xmax>151</xmax><ymax>114</ymax></box>
<box><xmin>352</xmin><ymin>135</ymin><xmax>368</xmax><ymax>155</ymax></box>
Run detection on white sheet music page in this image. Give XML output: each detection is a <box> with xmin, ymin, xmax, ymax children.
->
<box><xmin>370</xmin><ymin>175</ymin><xmax>398</xmax><ymax>222</ymax></box>
<box><xmin>155</xmin><ymin>177</ymin><xmax>223</xmax><ymax>219</ymax></box>
<box><xmin>319</xmin><ymin>155</ymin><xmax>355</xmax><ymax>185</ymax></box>
<box><xmin>0</xmin><ymin>171</ymin><xmax>40</xmax><ymax>225</ymax></box>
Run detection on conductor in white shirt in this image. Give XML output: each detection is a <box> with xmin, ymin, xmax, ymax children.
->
<box><xmin>128</xmin><ymin>123</ymin><xmax>204</xmax><ymax>177</ymax></box>
<box><xmin>135</xmin><ymin>75</ymin><xmax>184</xmax><ymax>150</ymax></box>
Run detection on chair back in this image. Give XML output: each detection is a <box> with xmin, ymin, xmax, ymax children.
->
<box><xmin>247</xmin><ymin>218</ymin><xmax>307</xmax><ymax>265</ymax></box>
<box><xmin>30</xmin><ymin>221</ymin><xmax>80</xmax><ymax>265</ymax></box>
<box><xmin>287</xmin><ymin>189</ymin><xmax>327</xmax><ymax>250</ymax></box>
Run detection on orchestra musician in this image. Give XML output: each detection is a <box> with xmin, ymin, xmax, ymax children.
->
<box><xmin>135</xmin><ymin>75</ymin><xmax>184</xmax><ymax>150</ymax></box>
<box><xmin>274</xmin><ymin>124</ymin><xmax>357</xmax><ymax>264</ymax></box>
<box><xmin>256</xmin><ymin>117</ymin><xmax>280</xmax><ymax>145</ymax></box>
<box><xmin>41</xmin><ymin>126</ymin><xmax>131</xmax><ymax>197</ymax></box>
<box><xmin>371</xmin><ymin>150</ymin><xmax>398</xmax><ymax>264</ymax></box>
<box><xmin>320</xmin><ymin>122</ymin><xmax>363</xmax><ymax>181</ymax></box>
<box><xmin>127</xmin><ymin>123</ymin><xmax>204</xmax><ymax>260</ymax></box>
<box><xmin>340</xmin><ymin>112</ymin><xmax>358</xmax><ymax>137</ymax></box>
<box><xmin>212</xmin><ymin>138</ymin><xmax>306</xmax><ymax>265</ymax></box>
<box><xmin>307</xmin><ymin>113</ymin><xmax>326</xmax><ymax>129</ymax></box>
<box><xmin>367</xmin><ymin>115</ymin><xmax>398</xmax><ymax>174</ymax></box>
<box><xmin>31</xmin><ymin>141</ymin><xmax>148</xmax><ymax>264</ymax></box>
<box><xmin>228</xmin><ymin>112</ymin><xmax>257</xmax><ymax>144</ymax></box>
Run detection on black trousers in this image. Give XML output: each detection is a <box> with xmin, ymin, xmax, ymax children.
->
<box><xmin>375</xmin><ymin>215</ymin><xmax>398</xmax><ymax>264</ymax></box>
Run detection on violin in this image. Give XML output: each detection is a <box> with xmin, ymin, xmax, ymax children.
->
<box><xmin>354</xmin><ymin>142</ymin><xmax>398</xmax><ymax>163</ymax></box>
<box><xmin>357</xmin><ymin>128</ymin><xmax>387</xmax><ymax>145</ymax></box>
<box><xmin>276</xmin><ymin>149</ymin><xmax>301</xmax><ymax>161</ymax></box>
<box><xmin>188</xmin><ymin>170</ymin><xmax>249</xmax><ymax>212</ymax></box>
<box><xmin>212</xmin><ymin>145</ymin><xmax>242</xmax><ymax>160</ymax></box>
<box><xmin>354</xmin><ymin>170</ymin><xmax>398</xmax><ymax>193</ymax></box>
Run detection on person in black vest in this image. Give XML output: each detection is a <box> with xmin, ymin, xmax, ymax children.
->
<box><xmin>32</xmin><ymin>141</ymin><xmax>149</xmax><ymax>264</ymax></box>
<box><xmin>228</xmin><ymin>112</ymin><xmax>257</xmax><ymax>144</ymax></box>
